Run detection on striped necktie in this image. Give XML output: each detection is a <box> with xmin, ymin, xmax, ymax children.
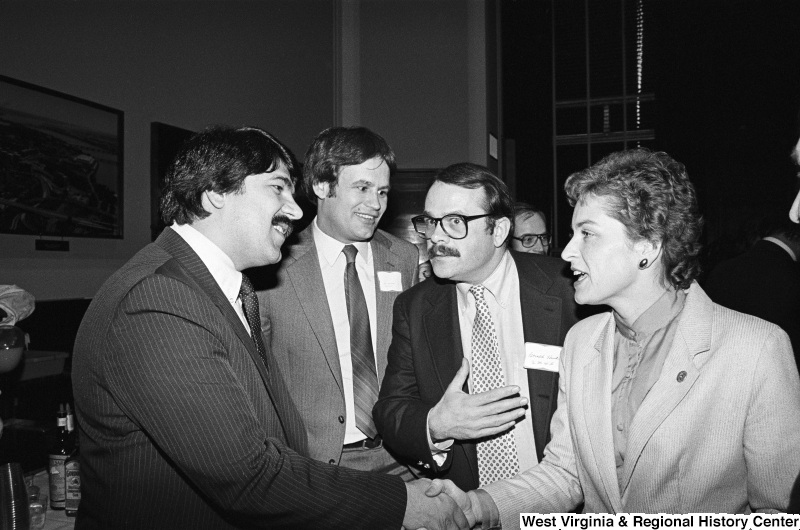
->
<box><xmin>342</xmin><ymin>244</ymin><xmax>379</xmax><ymax>439</ymax></box>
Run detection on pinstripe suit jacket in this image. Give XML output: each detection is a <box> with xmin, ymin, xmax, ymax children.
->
<box><xmin>483</xmin><ymin>282</ymin><xmax>800</xmax><ymax>526</ymax></box>
<box><xmin>257</xmin><ymin>227</ymin><xmax>418</xmax><ymax>465</ymax></box>
<box><xmin>72</xmin><ymin>228</ymin><xmax>406</xmax><ymax>529</ymax></box>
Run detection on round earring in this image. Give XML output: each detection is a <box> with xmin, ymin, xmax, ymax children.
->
<box><xmin>638</xmin><ymin>258</ymin><xmax>649</xmax><ymax>270</ymax></box>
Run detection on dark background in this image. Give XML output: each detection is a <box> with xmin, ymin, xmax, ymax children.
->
<box><xmin>502</xmin><ymin>0</ymin><xmax>800</xmax><ymax>273</ymax></box>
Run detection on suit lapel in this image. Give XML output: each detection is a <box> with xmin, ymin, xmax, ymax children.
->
<box><xmin>514</xmin><ymin>253</ymin><xmax>564</xmax><ymax>453</ymax></box>
<box><xmin>516</xmin><ymin>253</ymin><xmax>563</xmax><ymax>346</ymax></box>
<box><xmin>285</xmin><ymin>231</ymin><xmax>344</xmax><ymax>392</ymax></box>
<box><xmin>421</xmin><ymin>282</ymin><xmax>479</xmax><ymax>480</ymax></box>
<box><xmin>620</xmin><ymin>284</ymin><xmax>709</xmax><ymax>495</ymax></box>
<box><xmin>422</xmin><ymin>283</ymin><xmax>464</xmax><ymax>391</ymax></box>
<box><xmin>581</xmin><ymin>315</ymin><xmax>623</xmax><ymax>512</ymax></box>
<box><xmin>157</xmin><ymin>228</ymin><xmax>308</xmax><ymax>448</ymax></box>
<box><xmin>371</xmin><ymin>232</ymin><xmax>402</xmax><ymax>381</ymax></box>
<box><xmin>156</xmin><ymin>229</ymin><xmax>270</xmax><ymax>383</ymax></box>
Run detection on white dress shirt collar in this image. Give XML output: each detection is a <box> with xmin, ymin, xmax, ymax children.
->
<box><xmin>170</xmin><ymin>223</ymin><xmax>243</xmax><ymax>306</ymax></box>
<box><xmin>312</xmin><ymin>217</ymin><xmax>372</xmax><ymax>266</ymax></box>
<box><xmin>456</xmin><ymin>250</ymin><xmax>514</xmax><ymax>308</ymax></box>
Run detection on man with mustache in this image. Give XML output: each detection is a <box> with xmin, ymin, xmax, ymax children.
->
<box><xmin>374</xmin><ymin>162</ymin><xmax>579</xmax><ymax>492</ymax></box>
<box><xmin>72</xmin><ymin>126</ymin><xmax>467</xmax><ymax>529</ymax></box>
<box><xmin>257</xmin><ymin>126</ymin><xmax>420</xmax><ymax>477</ymax></box>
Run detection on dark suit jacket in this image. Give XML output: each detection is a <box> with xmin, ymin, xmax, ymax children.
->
<box><xmin>704</xmin><ymin>239</ymin><xmax>800</xmax><ymax>367</ymax></box>
<box><xmin>72</xmin><ymin>228</ymin><xmax>405</xmax><ymax>530</ymax></box>
<box><xmin>257</xmin><ymin>227</ymin><xmax>418</xmax><ymax>465</ymax></box>
<box><xmin>373</xmin><ymin>250</ymin><xmax>579</xmax><ymax>491</ymax></box>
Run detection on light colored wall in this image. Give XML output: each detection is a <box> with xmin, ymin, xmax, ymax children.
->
<box><xmin>0</xmin><ymin>0</ymin><xmax>335</xmax><ymax>299</ymax></box>
<box><xmin>338</xmin><ymin>0</ymin><xmax>486</xmax><ymax>167</ymax></box>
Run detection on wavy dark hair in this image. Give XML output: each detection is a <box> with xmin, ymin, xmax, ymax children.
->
<box><xmin>303</xmin><ymin>126</ymin><xmax>395</xmax><ymax>203</ymax></box>
<box><xmin>564</xmin><ymin>149</ymin><xmax>704</xmax><ymax>289</ymax></box>
<box><xmin>433</xmin><ymin>162</ymin><xmax>515</xmax><ymax>242</ymax></box>
<box><xmin>160</xmin><ymin>125</ymin><xmax>295</xmax><ymax>225</ymax></box>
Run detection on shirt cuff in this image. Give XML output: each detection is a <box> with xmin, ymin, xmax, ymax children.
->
<box><xmin>426</xmin><ymin>409</ymin><xmax>454</xmax><ymax>466</ymax></box>
<box><xmin>472</xmin><ymin>489</ymin><xmax>501</xmax><ymax>529</ymax></box>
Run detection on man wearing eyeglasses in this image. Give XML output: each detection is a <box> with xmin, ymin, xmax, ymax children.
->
<box><xmin>374</xmin><ymin>162</ymin><xmax>579</xmax><ymax>493</ymax></box>
<box><xmin>511</xmin><ymin>202</ymin><xmax>551</xmax><ymax>255</ymax></box>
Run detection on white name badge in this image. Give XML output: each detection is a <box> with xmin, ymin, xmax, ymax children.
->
<box><xmin>523</xmin><ymin>343</ymin><xmax>562</xmax><ymax>373</ymax></box>
<box><xmin>378</xmin><ymin>271</ymin><xmax>403</xmax><ymax>292</ymax></box>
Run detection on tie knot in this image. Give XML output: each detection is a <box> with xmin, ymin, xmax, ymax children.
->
<box><xmin>469</xmin><ymin>284</ymin><xmax>486</xmax><ymax>300</ymax></box>
<box><xmin>239</xmin><ymin>274</ymin><xmax>255</xmax><ymax>298</ymax></box>
<box><xmin>343</xmin><ymin>244</ymin><xmax>358</xmax><ymax>264</ymax></box>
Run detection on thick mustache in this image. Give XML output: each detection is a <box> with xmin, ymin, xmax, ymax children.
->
<box><xmin>271</xmin><ymin>214</ymin><xmax>294</xmax><ymax>238</ymax></box>
<box><xmin>428</xmin><ymin>244</ymin><xmax>460</xmax><ymax>259</ymax></box>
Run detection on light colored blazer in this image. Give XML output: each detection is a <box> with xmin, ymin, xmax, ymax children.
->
<box><xmin>484</xmin><ymin>282</ymin><xmax>800</xmax><ymax>526</ymax></box>
<box><xmin>258</xmin><ymin>226</ymin><xmax>419</xmax><ymax>464</ymax></box>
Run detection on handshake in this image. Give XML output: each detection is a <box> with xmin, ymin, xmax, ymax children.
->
<box><xmin>403</xmin><ymin>477</ymin><xmax>483</xmax><ymax>530</ymax></box>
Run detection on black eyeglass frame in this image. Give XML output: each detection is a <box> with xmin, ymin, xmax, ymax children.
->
<box><xmin>411</xmin><ymin>213</ymin><xmax>493</xmax><ymax>240</ymax></box>
<box><xmin>511</xmin><ymin>233</ymin><xmax>552</xmax><ymax>248</ymax></box>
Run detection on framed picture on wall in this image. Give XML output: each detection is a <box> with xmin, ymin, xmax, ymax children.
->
<box><xmin>0</xmin><ymin>75</ymin><xmax>124</xmax><ymax>238</ymax></box>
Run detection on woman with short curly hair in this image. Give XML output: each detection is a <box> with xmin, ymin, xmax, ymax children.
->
<box><xmin>472</xmin><ymin>148</ymin><xmax>800</xmax><ymax>522</ymax></box>
<box><xmin>564</xmin><ymin>148</ymin><xmax>703</xmax><ymax>290</ymax></box>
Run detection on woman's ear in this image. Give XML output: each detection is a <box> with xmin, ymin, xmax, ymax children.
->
<box><xmin>636</xmin><ymin>238</ymin><xmax>663</xmax><ymax>265</ymax></box>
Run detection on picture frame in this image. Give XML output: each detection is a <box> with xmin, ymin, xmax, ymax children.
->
<box><xmin>0</xmin><ymin>75</ymin><xmax>124</xmax><ymax>239</ymax></box>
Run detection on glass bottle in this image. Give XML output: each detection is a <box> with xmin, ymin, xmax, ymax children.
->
<box><xmin>48</xmin><ymin>403</ymin><xmax>74</xmax><ymax>510</ymax></box>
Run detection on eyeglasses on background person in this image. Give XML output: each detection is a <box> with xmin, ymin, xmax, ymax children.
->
<box><xmin>512</xmin><ymin>201</ymin><xmax>551</xmax><ymax>255</ymax></box>
<box><xmin>511</xmin><ymin>233</ymin><xmax>551</xmax><ymax>248</ymax></box>
<box><xmin>411</xmin><ymin>213</ymin><xmax>492</xmax><ymax>240</ymax></box>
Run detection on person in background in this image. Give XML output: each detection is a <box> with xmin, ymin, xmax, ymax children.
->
<box><xmin>72</xmin><ymin>125</ymin><xmax>466</xmax><ymax>530</ymax></box>
<box><xmin>704</xmin><ymin>218</ymin><xmax>800</xmax><ymax>367</ymax></box>
<box><xmin>510</xmin><ymin>201</ymin><xmax>551</xmax><ymax>255</ymax></box>
<box><xmin>433</xmin><ymin>149</ymin><xmax>800</xmax><ymax>525</ymax></box>
<box><xmin>257</xmin><ymin>126</ymin><xmax>420</xmax><ymax>477</ymax></box>
<box><xmin>374</xmin><ymin>163</ymin><xmax>579</xmax><ymax>492</ymax></box>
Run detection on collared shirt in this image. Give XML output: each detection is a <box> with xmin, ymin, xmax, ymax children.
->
<box><xmin>429</xmin><ymin>250</ymin><xmax>538</xmax><ymax>473</ymax></box>
<box><xmin>611</xmin><ymin>287</ymin><xmax>686</xmax><ymax>489</ymax></box>
<box><xmin>312</xmin><ymin>218</ymin><xmax>379</xmax><ymax>444</ymax></box>
<box><xmin>170</xmin><ymin>223</ymin><xmax>249</xmax><ymax>333</ymax></box>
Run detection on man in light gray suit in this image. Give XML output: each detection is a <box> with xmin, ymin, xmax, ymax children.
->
<box><xmin>258</xmin><ymin>126</ymin><xmax>419</xmax><ymax>476</ymax></box>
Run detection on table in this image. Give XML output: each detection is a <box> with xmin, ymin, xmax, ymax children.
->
<box><xmin>31</xmin><ymin>470</ymin><xmax>76</xmax><ymax>530</ymax></box>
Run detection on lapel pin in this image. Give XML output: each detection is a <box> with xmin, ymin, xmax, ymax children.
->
<box><xmin>676</xmin><ymin>371</ymin><xmax>687</xmax><ymax>382</ymax></box>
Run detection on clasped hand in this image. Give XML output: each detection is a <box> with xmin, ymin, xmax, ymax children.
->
<box><xmin>429</xmin><ymin>357</ymin><xmax>528</xmax><ymax>442</ymax></box>
<box><xmin>403</xmin><ymin>478</ymin><xmax>471</xmax><ymax>530</ymax></box>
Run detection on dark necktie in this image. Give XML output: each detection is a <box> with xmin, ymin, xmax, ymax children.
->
<box><xmin>239</xmin><ymin>274</ymin><xmax>269</xmax><ymax>372</ymax></box>
<box><xmin>342</xmin><ymin>244</ymin><xmax>379</xmax><ymax>439</ymax></box>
